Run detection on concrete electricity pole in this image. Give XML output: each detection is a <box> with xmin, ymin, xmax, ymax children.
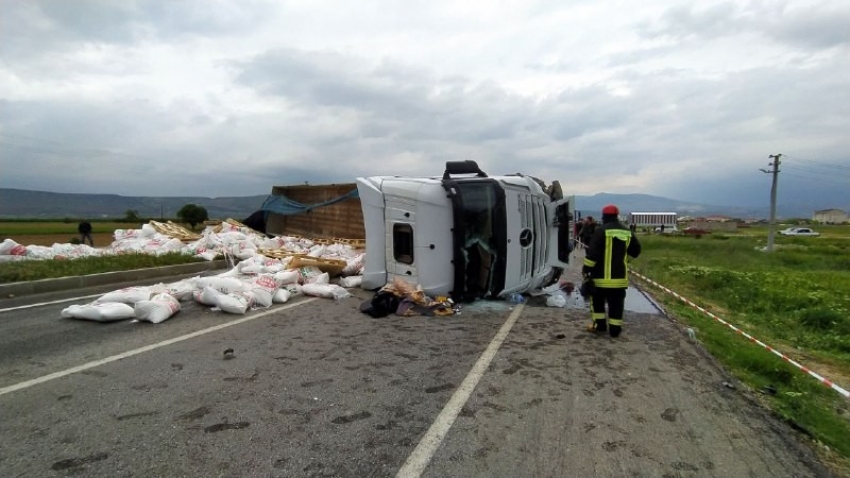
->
<box><xmin>760</xmin><ymin>154</ymin><xmax>782</xmax><ymax>252</ymax></box>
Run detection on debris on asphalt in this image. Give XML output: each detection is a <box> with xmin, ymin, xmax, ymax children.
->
<box><xmin>48</xmin><ymin>220</ymin><xmax>366</xmax><ymax>323</ymax></box>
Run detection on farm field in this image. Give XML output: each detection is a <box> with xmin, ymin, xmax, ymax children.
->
<box><xmin>631</xmin><ymin>230</ymin><xmax>850</xmax><ymax>470</ymax></box>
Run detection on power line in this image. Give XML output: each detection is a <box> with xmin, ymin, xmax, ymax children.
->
<box><xmin>783</xmin><ymin>171</ymin><xmax>850</xmax><ymax>185</ymax></box>
<box><xmin>784</xmin><ymin>165</ymin><xmax>849</xmax><ymax>178</ymax></box>
<box><xmin>783</xmin><ymin>154</ymin><xmax>850</xmax><ymax>172</ymax></box>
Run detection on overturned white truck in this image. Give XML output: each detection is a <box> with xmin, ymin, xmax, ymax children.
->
<box><xmin>356</xmin><ymin>161</ymin><xmax>574</xmax><ymax>302</ymax></box>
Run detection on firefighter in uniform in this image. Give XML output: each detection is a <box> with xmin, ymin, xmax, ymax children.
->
<box><xmin>582</xmin><ymin>204</ymin><xmax>641</xmax><ymax>337</ymax></box>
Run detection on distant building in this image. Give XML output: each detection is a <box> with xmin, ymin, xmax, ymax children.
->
<box><xmin>813</xmin><ymin>208</ymin><xmax>848</xmax><ymax>224</ymax></box>
<box><xmin>703</xmin><ymin>215</ymin><xmax>732</xmax><ymax>222</ymax></box>
<box><xmin>628</xmin><ymin>212</ymin><xmax>677</xmax><ymax>229</ymax></box>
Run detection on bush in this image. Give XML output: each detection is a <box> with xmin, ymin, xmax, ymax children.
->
<box><xmin>799</xmin><ymin>307</ymin><xmax>845</xmax><ymax>331</ymax></box>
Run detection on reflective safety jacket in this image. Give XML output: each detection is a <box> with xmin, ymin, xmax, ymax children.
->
<box><xmin>583</xmin><ymin>220</ymin><xmax>641</xmax><ymax>288</ymax></box>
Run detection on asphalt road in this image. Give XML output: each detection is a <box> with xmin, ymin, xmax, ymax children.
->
<box><xmin>0</xmin><ymin>256</ymin><xmax>834</xmax><ymax>478</ymax></box>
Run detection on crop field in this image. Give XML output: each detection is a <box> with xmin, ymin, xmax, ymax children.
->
<box><xmin>632</xmin><ymin>227</ymin><xmax>850</xmax><ymax>467</ymax></box>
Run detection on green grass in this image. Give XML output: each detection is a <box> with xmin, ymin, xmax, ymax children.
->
<box><xmin>0</xmin><ymin>253</ymin><xmax>207</xmax><ymax>283</ymax></box>
<box><xmin>632</xmin><ymin>232</ymin><xmax>850</xmax><ymax>463</ymax></box>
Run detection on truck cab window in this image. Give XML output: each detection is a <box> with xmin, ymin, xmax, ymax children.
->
<box><xmin>393</xmin><ymin>223</ymin><xmax>414</xmax><ymax>264</ymax></box>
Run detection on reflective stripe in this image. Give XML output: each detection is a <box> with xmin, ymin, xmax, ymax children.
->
<box><xmin>584</xmin><ymin>257</ymin><xmax>596</xmax><ymax>267</ymax></box>
<box><xmin>606</xmin><ymin>229</ymin><xmax>632</xmax><ymax>241</ymax></box>
<box><xmin>592</xmin><ymin>312</ymin><xmax>606</xmax><ymax>320</ymax></box>
<box><xmin>593</xmin><ymin>278</ymin><xmax>629</xmax><ymax>288</ymax></box>
<box><xmin>608</xmin><ymin>319</ymin><xmax>623</xmax><ymax>326</ymax></box>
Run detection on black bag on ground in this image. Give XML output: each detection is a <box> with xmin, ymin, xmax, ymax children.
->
<box><xmin>360</xmin><ymin>291</ymin><xmax>401</xmax><ymax>318</ymax></box>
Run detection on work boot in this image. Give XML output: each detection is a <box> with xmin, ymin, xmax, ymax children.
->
<box><xmin>609</xmin><ymin>325</ymin><xmax>622</xmax><ymax>338</ymax></box>
<box><xmin>586</xmin><ymin>319</ymin><xmax>607</xmax><ymax>333</ymax></box>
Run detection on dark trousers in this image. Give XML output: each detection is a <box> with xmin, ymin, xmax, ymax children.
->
<box><xmin>591</xmin><ymin>287</ymin><xmax>627</xmax><ymax>333</ymax></box>
<box><xmin>80</xmin><ymin>233</ymin><xmax>93</xmax><ymax>246</ymax></box>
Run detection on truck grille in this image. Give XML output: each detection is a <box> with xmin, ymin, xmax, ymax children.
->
<box><xmin>518</xmin><ymin>194</ymin><xmax>547</xmax><ymax>282</ymax></box>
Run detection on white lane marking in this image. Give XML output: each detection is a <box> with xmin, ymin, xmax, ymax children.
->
<box><xmin>0</xmin><ymin>298</ymin><xmax>316</xmax><ymax>397</ymax></box>
<box><xmin>0</xmin><ymin>294</ymin><xmax>103</xmax><ymax>313</ymax></box>
<box><xmin>396</xmin><ymin>304</ymin><xmax>525</xmax><ymax>478</ymax></box>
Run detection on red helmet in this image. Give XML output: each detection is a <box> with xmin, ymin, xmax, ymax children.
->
<box><xmin>602</xmin><ymin>204</ymin><xmax>619</xmax><ymax>215</ymax></box>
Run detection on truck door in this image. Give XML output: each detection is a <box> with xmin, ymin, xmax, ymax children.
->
<box><xmin>545</xmin><ymin>195</ymin><xmax>573</xmax><ymax>268</ymax></box>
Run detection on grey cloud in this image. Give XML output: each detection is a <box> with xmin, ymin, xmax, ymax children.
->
<box><xmin>635</xmin><ymin>1</ymin><xmax>850</xmax><ymax>50</ymax></box>
<box><xmin>636</xmin><ymin>2</ymin><xmax>742</xmax><ymax>41</ymax></box>
<box><xmin>0</xmin><ymin>0</ymin><xmax>270</xmax><ymax>63</ymax></box>
<box><xmin>766</xmin><ymin>7</ymin><xmax>850</xmax><ymax>49</ymax></box>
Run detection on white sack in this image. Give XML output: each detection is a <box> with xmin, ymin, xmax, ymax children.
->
<box><xmin>194</xmin><ymin>286</ymin><xmax>224</xmax><ymax>306</ymax></box>
<box><xmin>272</xmin><ymin>288</ymin><xmax>292</xmax><ymax>303</ymax></box>
<box><xmin>300</xmin><ymin>283</ymin><xmax>351</xmax><ymax>300</ymax></box>
<box><xmin>98</xmin><ymin>286</ymin><xmax>154</xmax><ymax>305</ymax></box>
<box><xmin>342</xmin><ymin>253</ymin><xmax>365</xmax><ymax>276</ymax></box>
<box><xmin>273</xmin><ymin>270</ymin><xmax>299</xmax><ymax>285</ymax></box>
<box><xmin>338</xmin><ymin>275</ymin><xmax>363</xmax><ymax>288</ymax></box>
<box><xmin>283</xmin><ymin>283</ymin><xmax>302</xmax><ymax>297</ymax></box>
<box><xmin>216</xmin><ymin>291</ymin><xmax>254</xmax><ymax>315</ymax></box>
<box><xmin>297</xmin><ymin>266</ymin><xmax>323</xmax><ymax>284</ymax></box>
<box><xmin>0</xmin><ymin>238</ymin><xmax>27</xmax><ymax>256</ymax></box>
<box><xmin>165</xmin><ymin>278</ymin><xmax>198</xmax><ymax>301</ymax></box>
<box><xmin>239</xmin><ymin>264</ymin><xmax>268</xmax><ymax>275</ymax></box>
<box><xmin>249</xmin><ymin>274</ymin><xmax>280</xmax><ymax>308</ymax></box>
<box><xmin>61</xmin><ymin>303</ymin><xmax>136</xmax><ymax>322</ymax></box>
<box><xmin>135</xmin><ymin>293</ymin><xmax>181</xmax><ymax>324</ymax></box>
<box><xmin>312</xmin><ymin>272</ymin><xmax>330</xmax><ymax>285</ymax></box>
<box><xmin>195</xmin><ymin>277</ymin><xmax>244</xmax><ymax>294</ymax></box>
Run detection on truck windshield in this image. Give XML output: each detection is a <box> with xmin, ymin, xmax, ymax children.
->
<box><xmin>450</xmin><ymin>181</ymin><xmax>506</xmax><ymax>301</ymax></box>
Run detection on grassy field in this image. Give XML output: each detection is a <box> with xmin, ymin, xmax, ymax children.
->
<box><xmin>631</xmin><ymin>225</ymin><xmax>850</xmax><ymax>472</ymax></box>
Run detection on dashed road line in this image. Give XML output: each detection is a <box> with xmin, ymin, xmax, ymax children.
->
<box><xmin>0</xmin><ymin>293</ymin><xmax>103</xmax><ymax>313</ymax></box>
<box><xmin>396</xmin><ymin>303</ymin><xmax>525</xmax><ymax>478</ymax></box>
<box><xmin>0</xmin><ymin>299</ymin><xmax>316</xmax><ymax>397</ymax></box>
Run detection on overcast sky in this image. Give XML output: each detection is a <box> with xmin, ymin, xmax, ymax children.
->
<box><xmin>1</xmin><ymin>0</ymin><xmax>849</xmax><ymax>209</ymax></box>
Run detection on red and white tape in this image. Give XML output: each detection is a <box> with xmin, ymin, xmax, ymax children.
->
<box><xmin>631</xmin><ymin>270</ymin><xmax>850</xmax><ymax>400</ymax></box>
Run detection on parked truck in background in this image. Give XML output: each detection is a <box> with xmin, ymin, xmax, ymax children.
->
<box><xmin>356</xmin><ymin>161</ymin><xmax>574</xmax><ymax>302</ymax></box>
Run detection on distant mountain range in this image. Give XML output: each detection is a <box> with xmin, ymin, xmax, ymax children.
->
<box><xmin>0</xmin><ymin>188</ymin><xmax>812</xmax><ymax>220</ymax></box>
<box><xmin>0</xmin><ymin>188</ymin><xmax>267</xmax><ymax>220</ymax></box>
<box><xmin>575</xmin><ymin>193</ymin><xmax>787</xmax><ymax>219</ymax></box>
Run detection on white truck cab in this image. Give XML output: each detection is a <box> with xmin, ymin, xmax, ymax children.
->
<box><xmin>357</xmin><ymin>161</ymin><xmax>573</xmax><ymax>302</ymax></box>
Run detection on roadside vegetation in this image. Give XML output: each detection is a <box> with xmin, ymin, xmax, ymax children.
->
<box><xmin>0</xmin><ymin>253</ymin><xmax>206</xmax><ymax>284</ymax></box>
<box><xmin>632</xmin><ymin>225</ymin><xmax>850</xmax><ymax>471</ymax></box>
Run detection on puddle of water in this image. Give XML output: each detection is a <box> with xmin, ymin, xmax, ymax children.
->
<box><xmin>537</xmin><ymin>287</ymin><xmax>660</xmax><ymax>314</ymax></box>
<box><xmin>452</xmin><ymin>287</ymin><xmax>659</xmax><ymax>315</ymax></box>
<box><xmin>625</xmin><ymin>287</ymin><xmax>660</xmax><ymax>314</ymax></box>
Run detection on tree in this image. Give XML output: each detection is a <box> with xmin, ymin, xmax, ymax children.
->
<box><xmin>124</xmin><ymin>209</ymin><xmax>140</xmax><ymax>222</ymax></box>
<box><xmin>177</xmin><ymin>204</ymin><xmax>209</xmax><ymax>230</ymax></box>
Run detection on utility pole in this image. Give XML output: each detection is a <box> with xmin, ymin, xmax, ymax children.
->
<box><xmin>760</xmin><ymin>154</ymin><xmax>781</xmax><ymax>252</ymax></box>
